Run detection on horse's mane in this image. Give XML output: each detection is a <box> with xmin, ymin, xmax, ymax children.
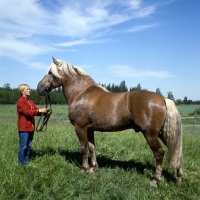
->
<box><xmin>47</xmin><ymin>60</ymin><xmax>88</xmax><ymax>78</ymax></box>
<box><xmin>47</xmin><ymin>60</ymin><xmax>109</xmax><ymax>92</ymax></box>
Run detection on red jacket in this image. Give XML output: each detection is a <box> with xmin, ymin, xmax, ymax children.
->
<box><xmin>16</xmin><ymin>96</ymin><xmax>40</xmax><ymax>132</ymax></box>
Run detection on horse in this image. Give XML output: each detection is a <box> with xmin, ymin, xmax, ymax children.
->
<box><xmin>37</xmin><ymin>57</ymin><xmax>186</xmax><ymax>187</ymax></box>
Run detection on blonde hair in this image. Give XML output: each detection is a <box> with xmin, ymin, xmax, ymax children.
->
<box><xmin>18</xmin><ymin>84</ymin><xmax>30</xmax><ymax>96</ymax></box>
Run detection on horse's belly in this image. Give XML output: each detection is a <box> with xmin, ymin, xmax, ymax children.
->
<box><xmin>92</xmin><ymin>124</ymin><xmax>133</xmax><ymax>132</ymax></box>
<box><xmin>91</xmin><ymin>114</ymin><xmax>133</xmax><ymax>132</ymax></box>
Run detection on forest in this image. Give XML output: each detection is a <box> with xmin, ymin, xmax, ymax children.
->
<box><xmin>0</xmin><ymin>81</ymin><xmax>199</xmax><ymax>105</ymax></box>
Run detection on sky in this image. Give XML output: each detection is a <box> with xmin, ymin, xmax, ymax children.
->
<box><xmin>0</xmin><ymin>0</ymin><xmax>199</xmax><ymax>100</ymax></box>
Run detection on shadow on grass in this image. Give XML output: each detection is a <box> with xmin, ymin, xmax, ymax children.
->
<box><xmin>31</xmin><ymin>147</ymin><xmax>176</xmax><ymax>183</ymax></box>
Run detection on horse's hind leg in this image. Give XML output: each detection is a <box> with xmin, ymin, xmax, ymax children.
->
<box><xmin>143</xmin><ymin>133</ymin><xmax>165</xmax><ymax>187</ymax></box>
<box><xmin>88</xmin><ymin>130</ymin><xmax>98</xmax><ymax>172</ymax></box>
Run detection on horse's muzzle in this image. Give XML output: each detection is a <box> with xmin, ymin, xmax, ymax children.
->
<box><xmin>37</xmin><ymin>85</ymin><xmax>47</xmax><ymax>96</ymax></box>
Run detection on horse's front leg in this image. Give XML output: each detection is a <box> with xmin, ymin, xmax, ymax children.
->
<box><xmin>88</xmin><ymin>129</ymin><xmax>98</xmax><ymax>172</ymax></box>
<box><xmin>75</xmin><ymin>126</ymin><xmax>90</xmax><ymax>173</ymax></box>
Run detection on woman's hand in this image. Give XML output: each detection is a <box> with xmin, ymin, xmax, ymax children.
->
<box><xmin>39</xmin><ymin>108</ymin><xmax>48</xmax><ymax>113</ymax></box>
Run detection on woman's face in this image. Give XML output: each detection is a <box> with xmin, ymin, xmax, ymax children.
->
<box><xmin>22</xmin><ymin>86</ymin><xmax>30</xmax><ymax>97</ymax></box>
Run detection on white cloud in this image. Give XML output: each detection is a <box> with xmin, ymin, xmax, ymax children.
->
<box><xmin>109</xmin><ymin>65</ymin><xmax>173</xmax><ymax>78</ymax></box>
<box><xmin>133</xmin><ymin>5</ymin><xmax>156</xmax><ymax>18</ymax></box>
<box><xmin>0</xmin><ymin>38</ymin><xmax>56</xmax><ymax>60</ymax></box>
<box><xmin>126</xmin><ymin>24</ymin><xmax>158</xmax><ymax>33</ymax></box>
<box><xmin>128</xmin><ymin>0</ymin><xmax>142</xmax><ymax>9</ymax></box>
<box><xmin>0</xmin><ymin>0</ymin><xmax>158</xmax><ymax>59</ymax></box>
<box><xmin>56</xmin><ymin>38</ymin><xmax>111</xmax><ymax>47</ymax></box>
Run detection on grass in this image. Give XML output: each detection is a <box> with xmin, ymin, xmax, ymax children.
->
<box><xmin>0</xmin><ymin>104</ymin><xmax>200</xmax><ymax>199</ymax></box>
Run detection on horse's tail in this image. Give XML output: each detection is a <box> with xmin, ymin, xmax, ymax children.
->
<box><xmin>163</xmin><ymin>98</ymin><xmax>183</xmax><ymax>169</ymax></box>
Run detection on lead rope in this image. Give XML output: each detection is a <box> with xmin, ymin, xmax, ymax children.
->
<box><xmin>36</xmin><ymin>93</ymin><xmax>52</xmax><ymax>132</ymax></box>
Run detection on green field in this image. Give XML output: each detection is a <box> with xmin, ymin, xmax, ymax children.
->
<box><xmin>177</xmin><ymin>104</ymin><xmax>200</xmax><ymax>116</ymax></box>
<box><xmin>0</xmin><ymin>104</ymin><xmax>200</xmax><ymax>199</ymax></box>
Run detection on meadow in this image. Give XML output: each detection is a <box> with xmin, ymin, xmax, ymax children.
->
<box><xmin>0</xmin><ymin>104</ymin><xmax>200</xmax><ymax>200</ymax></box>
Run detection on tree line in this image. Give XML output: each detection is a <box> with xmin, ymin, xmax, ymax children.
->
<box><xmin>0</xmin><ymin>83</ymin><xmax>66</xmax><ymax>105</ymax></box>
<box><xmin>0</xmin><ymin>82</ymin><xmax>199</xmax><ymax>105</ymax></box>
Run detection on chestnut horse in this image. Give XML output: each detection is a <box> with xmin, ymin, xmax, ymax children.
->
<box><xmin>37</xmin><ymin>58</ymin><xmax>186</xmax><ymax>186</ymax></box>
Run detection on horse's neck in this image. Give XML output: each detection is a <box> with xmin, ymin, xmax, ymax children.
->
<box><xmin>62</xmin><ymin>76</ymin><xmax>93</xmax><ymax>104</ymax></box>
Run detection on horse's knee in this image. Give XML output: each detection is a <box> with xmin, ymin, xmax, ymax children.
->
<box><xmin>88</xmin><ymin>142</ymin><xmax>95</xmax><ymax>152</ymax></box>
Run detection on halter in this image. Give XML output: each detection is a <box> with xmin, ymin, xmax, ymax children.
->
<box><xmin>36</xmin><ymin>74</ymin><xmax>52</xmax><ymax>132</ymax></box>
<box><xmin>36</xmin><ymin>92</ymin><xmax>52</xmax><ymax>132</ymax></box>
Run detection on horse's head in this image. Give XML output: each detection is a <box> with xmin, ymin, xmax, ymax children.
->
<box><xmin>37</xmin><ymin>57</ymin><xmax>63</xmax><ymax>96</ymax></box>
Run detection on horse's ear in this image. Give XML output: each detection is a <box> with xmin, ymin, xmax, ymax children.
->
<box><xmin>52</xmin><ymin>57</ymin><xmax>60</xmax><ymax>66</ymax></box>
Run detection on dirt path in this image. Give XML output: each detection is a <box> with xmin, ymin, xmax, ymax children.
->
<box><xmin>181</xmin><ymin>116</ymin><xmax>200</xmax><ymax>119</ymax></box>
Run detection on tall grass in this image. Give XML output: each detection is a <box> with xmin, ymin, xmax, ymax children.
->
<box><xmin>0</xmin><ymin>105</ymin><xmax>200</xmax><ymax>199</ymax></box>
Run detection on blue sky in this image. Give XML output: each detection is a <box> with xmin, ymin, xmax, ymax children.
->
<box><xmin>0</xmin><ymin>0</ymin><xmax>199</xmax><ymax>100</ymax></box>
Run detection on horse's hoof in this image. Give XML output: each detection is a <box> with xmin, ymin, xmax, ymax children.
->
<box><xmin>150</xmin><ymin>179</ymin><xmax>158</xmax><ymax>187</ymax></box>
<box><xmin>80</xmin><ymin>166</ymin><xmax>98</xmax><ymax>174</ymax></box>
<box><xmin>178</xmin><ymin>169</ymin><xmax>187</xmax><ymax>179</ymax></box>
<box><xmin>182</xmin><ymin>172</ymin><xmax>187</xmax><ymax>179</ymax></box>
<box><xmin>89</xmin><ymin>166</ymin><xmax>98</xmax><ymax>173</ymax></box>
<box><xmin>88</xmin><ymin>167</ymin><xmax>95</xmax><ymax>173</ymax></box>
<box><xmin>80</xmin><ymin>168</ymin><xmax>89</xmax><ymax>174</ymax></box>
<box><xmin>177</xmin><ymin>173</ymin><xmax>187</xmax><ymax>185</ymax></box>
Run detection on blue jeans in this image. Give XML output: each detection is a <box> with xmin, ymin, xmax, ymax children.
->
<box><xmin>18</xmin><ymin>132</ymin><xmax>34</xmax><ymax>165</ymax></box>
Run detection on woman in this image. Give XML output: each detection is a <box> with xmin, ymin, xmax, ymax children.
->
<box><xmin>16</xmin><ymin>84</ymin><xmax>48</xmax><ymax>166</ymax></box>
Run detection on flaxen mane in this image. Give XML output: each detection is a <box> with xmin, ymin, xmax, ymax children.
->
<box><xmin>47</xmin><ymin>60</ymin><xmax>109</xmax><ymax>92</ymax></box>
<box><xmin>47</xmin><ymin>60</ymin><xmax>88</xmax><ymax>78</ymax></box>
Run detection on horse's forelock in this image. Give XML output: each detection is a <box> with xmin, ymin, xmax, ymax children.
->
<box><xmin>46</xmin><ymin>62</ymin><xmax>63</xmax><ymax>79</ymax></box>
